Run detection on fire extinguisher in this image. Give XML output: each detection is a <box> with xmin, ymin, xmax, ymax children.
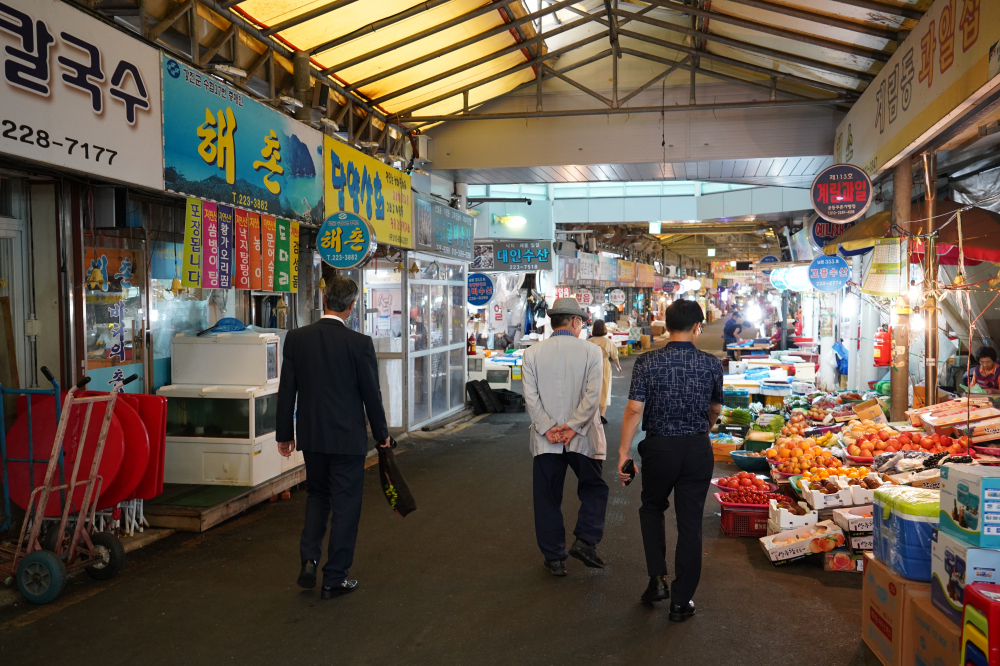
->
<box><xmin>874</xmin><ymin>326</ymin><xmax>892</xmax><ymax>367</ymax></box>
<box><xmin>467</xmin><ymin>333</ymin><xmax>477</xmax><ymax>356</ymax></box>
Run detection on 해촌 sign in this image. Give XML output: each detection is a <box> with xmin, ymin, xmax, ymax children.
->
<box><xmin>325</xmin><ymin>136</ymin><xmax>412</xmax><ymax>248</ymax></box>
<box><xmin>0</xmin><ymin>0</ymin><xmax>162</xmax><ymax>189</ymax></box>
<box><xmin>414</xmin><ymin>194</ymin><xmax>473</xmax><ymax>260</ymax></box>
<box><xmin>471</xmin><ymin>240</ymin><xmax>552</xmax><ymax>272</ymax></box>
<box><xmin>811</xmin><ymin>164</ymin><xmax>873</xmax><ymax>223</ymax></box>
<box><xmin>318</xmin><ymin>212</ymin><xmax>375</xmax><ymax>269</ymax></box>
<box><xmin>809</xmin><ymin>255</ymin><xmax>851</xmax><ymax>292</ymax></box>
<box><xmin>162</xmin><ymin>54</ymin><xmax>323</xmax><ymax>220</ymax></box>
<box><xmin>467</xmin><ymin>273</ymin><xmax>494</xmax><ymax>306</ymax></box>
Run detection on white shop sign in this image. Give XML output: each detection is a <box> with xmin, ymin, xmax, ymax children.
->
<box><xmin>0</xmin><ymin>0</ymin><xmax>163</xmax><ymax>189</ymax></box>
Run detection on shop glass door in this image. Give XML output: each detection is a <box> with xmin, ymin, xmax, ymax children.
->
<box><xmin>408</xmin><ymin>255</ymin><xmax>466</xmax><ymax>429</ymax></box>
<box><xmin>365</xmin><ymin>264</ymin><xmax>403</xmax><ymax>428</ymax></box>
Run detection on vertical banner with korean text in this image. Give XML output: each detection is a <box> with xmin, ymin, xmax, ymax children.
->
<box><xmin>234</xmin><ymin>208</ymin><xmax>251</xmax><ymax>289</ymax></box>
<box><xmin>202</xmin><ymin>202</ymin><xmax>219</xmax><ymax>288</ymax></box>
<box><xmin>275</xmin><ymin>218</ymin><xmax>290</xmax><ymax>292</ymax></box>
<box><xmin>250</xmin><ymin>213</ymin><xmax>262</xmax><ymax>290</ymax></box>
<box><xmin>262</xmin><ymin>215</ymin><xmax>276</xmax><ymax>291</ymax></box>
<box><xmin>182</xmin><ymin>198</ymin><xmax>202</xmax><ymax>287</ymax></box>
<box><xmin>290</xmin><ymin>221</ymin><xmax>299</xmax><ymax>293</ymax></box>
<box><xmin>217</xmin><ymin>205</ymin><xmax>233</xmax><ymax>288</ymax></box>
<box><xmin>323</xmin><ymin>136</ymin><xmax>412</xmax><ymax>248</ymax></box>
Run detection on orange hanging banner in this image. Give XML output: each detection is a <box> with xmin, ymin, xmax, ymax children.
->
<box><xmin>261</xmin><ymin>215</ymin><xmax>276</xmax><ymax>291</ymax></box>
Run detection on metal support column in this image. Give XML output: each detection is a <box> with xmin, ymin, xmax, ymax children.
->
<box><xmin>890</xmin><ymin>157</ymin><xmax>912</xmax><ymax>420</ymax></box>
<box><xmin>847</xmin><ymin>256</ymin><xmax>861</xmax><ymax>391</ymax></box>
<box><xmin>293</xmin><ymin>50</ymin><xmax>312</xmax><ymax>121</ymax></box>
<box><xmin>780</xmin><ymin>290</ymin><xmax>788</xmax><ymax>351</ymax></box>
<box><xmin>922</xmin><ymin>152</ymin><xmax>939</xmax><ymax>406</ymax></box>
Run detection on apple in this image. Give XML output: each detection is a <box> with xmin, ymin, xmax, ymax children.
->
<box><xmin>941</xmin><ymin>436</ymin><xmax>953</xmax><ymax>448</ymax></box>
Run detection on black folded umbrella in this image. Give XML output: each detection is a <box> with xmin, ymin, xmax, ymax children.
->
<box><xmin>378</xmin><ymin>440</ymin><xmax>416</xmax><ymax>517</ymax></box>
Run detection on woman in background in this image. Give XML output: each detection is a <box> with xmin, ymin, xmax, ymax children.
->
<box><xmin>968</xmin><ymin>346</ymin><xmax>1000</xmax><ymax>391</ymax></box>
<box><xmin>589</xmin><ymin>319</ymin><xmax>621</xmax><ymax>423</ymax></box>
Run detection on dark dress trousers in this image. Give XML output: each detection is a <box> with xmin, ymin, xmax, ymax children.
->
<box><xmin>276</xmin><ymin>318</ymin><xmax>389</xmax><ymax>587</ymax></box>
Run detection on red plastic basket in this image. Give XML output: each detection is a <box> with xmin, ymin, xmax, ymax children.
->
<box><xmin>720</xmin><ymin>505</ymin><xmax>769</xmax><ymax>537</ymax></box>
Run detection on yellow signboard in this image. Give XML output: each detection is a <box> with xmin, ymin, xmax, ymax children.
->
<box><xmin>323</xmin><ymin>136</ymin><xmax>413</xmax><ymax>249</ymax></box>
<box><xmin>835</xmin><ymin>0</ymin><xmax>1000</xmax><ymax>176</ymax></box>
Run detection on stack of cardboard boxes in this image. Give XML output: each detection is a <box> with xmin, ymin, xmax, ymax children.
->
<box><xmin>862</xmin><ymin>464</ymin><xmax>1000</xmax><ymax>665</ymax></box>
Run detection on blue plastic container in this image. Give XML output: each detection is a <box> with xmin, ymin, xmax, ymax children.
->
<box><xmin>874</xmin><ymin>485</ymin><xmax>940</xmax><ymax>582</ymax></box>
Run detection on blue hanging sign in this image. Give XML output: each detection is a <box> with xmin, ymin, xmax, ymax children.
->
<box><xmin>317</xmin><ymin>212</ymin><xmax>376</xmax><ymax>269</ymax></box>
<box><xmin>811</xmin><ymin>164</ymin><xmax>873</xmax><ymax>224</ymax></box>
<box><xmin>758</xmin><ymin>255</ymin><xmax>779</xmax><ymax>276</ymax></box>
<box><xmin>769</xmin><ymin>268</ymin><xmax>788</xmax><ymax>291</ymax></box>
<box><xmin>808</xmin><ymin>255</ymin><xmax>851</xmax><ymax>292</ymax></box>
<box><xmin>467</xmin><ymin>273</ymin><xmax>494</xmax><ymax>307</ymax></box>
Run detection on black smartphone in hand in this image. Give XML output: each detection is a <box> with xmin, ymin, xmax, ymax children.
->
<box><xmin>621</xmin><ymin>459</ymin><xmax>636</xmax><ymax>486</ymax></box>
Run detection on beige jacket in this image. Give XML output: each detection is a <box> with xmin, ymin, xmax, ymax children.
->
<box><xmin>522</xmin><ymin>333</ymin><xmax>606</xmax><ymax>460</ymax></box>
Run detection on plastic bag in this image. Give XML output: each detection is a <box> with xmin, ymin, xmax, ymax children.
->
<box><xmin>378</xmin><ymin>442</ymin><xmax>417</xmax><ymax>518</ymax></box>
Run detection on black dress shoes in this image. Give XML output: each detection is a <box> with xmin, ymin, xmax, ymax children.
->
<box><xmin>640</xmin><ymin>576</ymin><xmax>670</xmax><ymax>603</ymax></box>
<box><xmin>321</xmin><ymin>580</ymin><xmax>358</xmax><ymax>599</ymax></box>
<box><xmin>297</xmin><ymin>560</ymin><xmax>317</xmax><ymax>589</ymax></box>
<box><xmin>543</xmin><ymin>559</ymin><xmax>567</xmax><ymax>576</ymax></box>
<box><xmin>568</xmin><ymin>538</ymin><xmax>606</xmax><ymax>568</ymax></box>
<box><xmin>669</xmin><ymin>600</ymin><xmax>696</xmax><ymax>622</ymax></box>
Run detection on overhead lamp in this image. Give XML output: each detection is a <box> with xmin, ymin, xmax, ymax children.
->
<box><xmin>358</xmin><ymin>140</ymin><xmax>379</xmax><ymax>149</ymax></box>
<box><xmin>908</xmin><ymin>280</ymin><xmax>922</xmax><ymax>305</ymax></box>
<box><xmin>279</xmin><ymin>95</ymin><xmax>303</xmax><ymax>109</ymax></box>
<box><xmin>707</xmin><ymin>248</ymin><xmax>716</xmax><ymax>257</ymax></box>
<box><xmin>910</xmin><ymin>312</ymin><xmax>926</xmax><ymax>332</ymax></box>
<box><xmin>730</xmin><ymin>260</ymin><xmax>737</xmax><ymax>267</ymax></box>
<box><xmin>412</xmin><ymin>168</ymin><xmax>429</xmax><ymax>176</ymax></box>
<box><xmin>212</xmin><ymin>64</ymin><xmax>246</xmax><ymax>78</ymax></box>
<box><xmin>320</xmin><ymin>118</ymin><xmax>340</xmax><ymax>132</ymax></box>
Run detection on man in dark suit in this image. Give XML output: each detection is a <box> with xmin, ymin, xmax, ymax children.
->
<box><xmin>277</xmin><ymin>274</ymin><xmax>390</xmax><ymax>600</ymax></box>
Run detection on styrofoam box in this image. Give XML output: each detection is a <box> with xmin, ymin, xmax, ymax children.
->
<box><xmin>851</xmin><ymin>483</ymin><xmax>877</xmax><ymax>505</ymax></box>
<box><xmin>769</xmin><ymin>499</ymin><xmax>818</xmax><ymax>529</ymax></box>
<box><xmin>833</xmin><ymin>505</ymin><xmax>875</xmax><ymax>535</ymax></box>
<box><xmin>800</xmin><ymin>477</ymin><xmax>854</xmax><ymax>509</ymax></box>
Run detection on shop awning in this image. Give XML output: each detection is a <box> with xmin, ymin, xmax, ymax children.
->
<box><xmin>824</xmin><ymin>201</ymin><xmax>1000</xmax><ymax>263</ymax></box>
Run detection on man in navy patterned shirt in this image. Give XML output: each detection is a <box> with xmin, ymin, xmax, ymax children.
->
<box><xmin>617</xmin><ymin>299</ymin><xmax>723</xmax><ymax>622</ymax></box>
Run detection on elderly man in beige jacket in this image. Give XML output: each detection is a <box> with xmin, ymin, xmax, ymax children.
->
<box><xmin>522</xmin><ymin>297</ymin><xmax>608</xmax><ymax>577</ymax></box>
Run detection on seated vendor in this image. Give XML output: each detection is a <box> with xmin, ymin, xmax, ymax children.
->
<box><xmin>967</xmin><ymin>346</ymin><xmax>1000</xmax><ymax>391</ymax></box>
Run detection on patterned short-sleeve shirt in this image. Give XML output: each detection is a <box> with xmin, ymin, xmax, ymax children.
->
<box><xmin>628</xmin><ymin>341</ymin><xmax>724</xmax><ymax>436</ymax></box>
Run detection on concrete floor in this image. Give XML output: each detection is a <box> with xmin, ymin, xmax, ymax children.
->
<box><xmin>0</xmin><ymin>340</ymin><xmax>878</xmax><ymax>666</ymax></box>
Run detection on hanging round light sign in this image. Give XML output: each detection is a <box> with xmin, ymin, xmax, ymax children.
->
<box><xmin>467</xmin><ymin>273</ymin><xmax>494</xmax><ymax>307</ymax></box>
<box><xmin>575</xmin><ymin>289</ymin><xmax>592</xmax><ymax>306</ymax></box>
<box><xmin>786</xmin><ymin>265</ymin><xmax>813</xmax><ymax>292</ymax></box>
<box><xmin>317</xmin><ymin>212</ymin><xmax>376</xmax><ymax>269</ymax></box>
<box><xmin>609</xmin><ymin>289</ymin><xmax>626</xmax><ymax>307</ymax></box>
<box><xmin>810</xmin><ymin>163</ymin><xmax>873</xmax><ymax>224</ymax></box>
<box><xmin>808</xmin><ymin>254</ymin><xmax>851</xmax><ymax>292</ymax></box>
<box><xmin>769</xmin><ymin>268</ymin><xmax>788</xmax><ymax>291</ymax></box>
<box><xmin>811</xmin><ymin>214</ymin><xmax>858</xmax><ymax>253</ymax></box>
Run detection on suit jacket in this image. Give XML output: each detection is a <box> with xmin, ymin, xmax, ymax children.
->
<box><xmin>276</xmin><ymin>318</ymin><xmax>389</xmax><ymax>456</ymax></box>
<box><xmin>522</xmin><ymin>333</ymin><xmax>606</xmax><ymax>459</ymax></box>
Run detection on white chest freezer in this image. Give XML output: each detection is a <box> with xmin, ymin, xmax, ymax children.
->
<box><xmin>171</xmin><ymin>332</ymin><xmax>281</xmax><ymax>387</ymax></box>
<box><xmin>157</xmin><ymin>383</ymin><xmax>302</xmax><ymax>486</ymax></box>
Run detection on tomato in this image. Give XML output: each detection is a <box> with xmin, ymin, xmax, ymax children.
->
<box><xmin>737</xmin><ymin>471</ymin><xmax>750</xmax><ymax>479</ymax></box>
<box><xmin>728</xmin><ymin>480</ymin><xmax>740</xmax><ymax>489</ymax></box>
<box><xmin>740</xmin><ymin>478</ymin><xmax>753</xmax><ymax>487</ymax></box>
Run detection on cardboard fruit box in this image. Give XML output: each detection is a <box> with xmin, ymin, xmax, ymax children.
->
<box><xmin>920</xmin><ymin>407</ymin><xmax>1000</xmax><ymax>436</ymax></box>
<box><xmin>821</xmin><ymin>548</ymin><xmax>866</xmax><ymax>573</ymax></box>
<box><xmin>853</xmin><ymin>398</ymin><xmax>889</xmax><ymax>426</ymax></box>
<box><xmin>906</xmin><ymin>397</ymin><xmax>992</xmax><ymax>427</ymax></box>
<box><xmin>759</xmin><ymin>520</ymin><xmax>846</xmax><ymax>566</ymax></box>
<box><xmin>833</xmin><ymin>505</ymin><xmax>874</xmax><ymax>535</ymax></box>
